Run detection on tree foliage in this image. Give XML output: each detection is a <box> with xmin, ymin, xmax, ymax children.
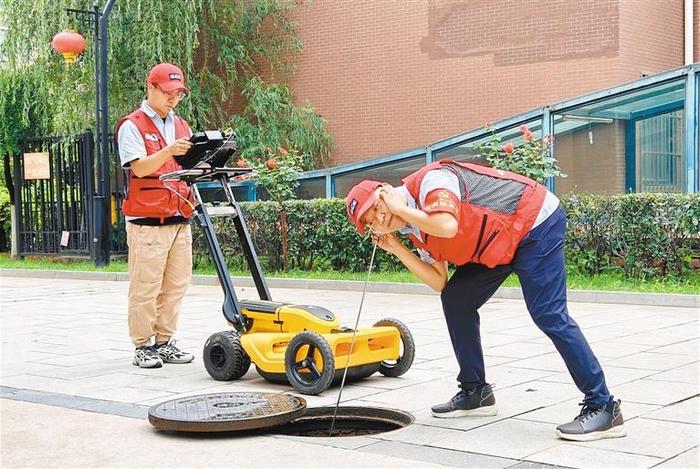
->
<box><xmin>0</xmin><ymin>0</ymin><xmax>332</xmax><ymax>171</ymax></box>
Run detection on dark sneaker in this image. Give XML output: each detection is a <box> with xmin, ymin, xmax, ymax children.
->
<box><xmin>132</xmin><ymin>346</ymin><xmax>163</xmax><ymax>368</ymax></box>
<box><xmin>431</xmin><ymin>383</ymin><xmax>498</xmax><ymax>418</ymax></box>
<box><xmin>154</xmin><ymin>339</ymin><xmax>194</xmax><ymax>364</ymax></box>
<box><xmin>556</xmin><ymin>399</ymin><xmax>626</xmax><ymax>441</ymax></box>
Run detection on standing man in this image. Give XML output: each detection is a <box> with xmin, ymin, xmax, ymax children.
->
<box><xmin>345</xmin><ymin>159</ymin><xmax>626</xmax><ymax>441</ymax></box>
<box><xmin>116</xmin><ymin>62</ymin><xmax>196</xmax><ymax>368</ymax></box>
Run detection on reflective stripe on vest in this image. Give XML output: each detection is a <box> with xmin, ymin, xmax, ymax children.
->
<box><xmin>115</xmin><ymin>109</ymin><xmax>193</xmax><ymax>222</ymax></box>
<box><xmin>401</xmin><ymin>159</ymin><xmax>547</xmax><ymax>268</ymax></box>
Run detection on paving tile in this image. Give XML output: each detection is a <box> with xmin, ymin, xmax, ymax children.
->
<box><xmin>429</xmin><ymin>419</ymin><xmax>563</xmax><ymax>460</ymax></box>
<box><xmin>583</xmin><ymin>417</ymin><xmax>698</xmax><ymax>459</ymax></box>
<box><xmin>359</xmin><ymin>440</ymin><xmax>518</xmax><ymax>468</ymax></box>
<box><xmin>654</xmin><ymin>446</ymin><xmax>699</xmax><ymax>468</ymax></box>
<box><xmin>611</xmin><ymin>379</ymin><xmax>699</xmax><ymax>406</ymax></box>
<box><xmin>370</xmin><ymin>423</ymin><xmax>465</xmax><ymax>445</ymax></box>
<box><xmin>503</xmin><ymin>353</ymin><xmax>569</xmax><ymax>373</ymax></box>
<box><xmin>612</xmin><ymin>333</ymin><xmax>692</xmax><ymax>347</ymax></box>
<box><xmin>484</xmin><ymin>342</ymin><xmax>558</xmax><ymax>359</ymax></box>
<box><xmin>650</xmin><ymin>339</ymin><xmax>700</xmax><ymax>356</ymax></box>
<box><xmin>642</xmin><ymin>397</ymin><xmax>699</xmax><ymax>425</ymax></box>
<box><xmin>525</xmin><ymin>443</ymin><xmax>663</xmax><ymax>468</ymax></box>
<box><xmin>587</xmin><ymin>341</ymin><xmax>657</xmax><ymax>359</ymax></box>
<box><xmin>482</xmin><ymin>366</ymin><xmax>557</xmax><ymax>389</ymax></box>
<box><xmin>538</xmin><ymin>366</ymin><xmax>657</xmax><ymax>387</ymax></box>
<box><xmin>273</xmin><ymin>434</ymin><xmax>378</xmax><ymax>450</ymax></box>
<box><xmin>604</xmin><ymin>353</ymin><xmax>697</xmax><ymax>372</ymax></box>
<box><xmin>2</xmin><ymin>275</ymin><xmax>699</xmax><ymax>468</ymax></box>
<box><xmin>644</xmin><ymin>363</ymin><xmax>699</xmax><ymax>385</ymax></box>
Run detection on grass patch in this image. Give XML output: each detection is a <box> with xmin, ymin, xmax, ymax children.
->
<box><xmin>1</xmin><ymin>254</ymin><xmax>698</xmax><ymax>295</ymax></box>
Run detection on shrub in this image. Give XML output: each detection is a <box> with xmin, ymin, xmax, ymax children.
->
<box><xmin>192</xmin><ymin>193</ymin><xmax>700</xmax><ymax>279</ymax></box>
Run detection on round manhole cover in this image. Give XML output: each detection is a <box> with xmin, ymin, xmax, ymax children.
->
<box><xmin>148</xmin><ymin>392</ymin><xmax>307</xmax><ymax>432</ymax></box>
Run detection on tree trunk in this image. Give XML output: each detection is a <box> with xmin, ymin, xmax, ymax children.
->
<box><xmin>280</xmin><ymin>203</ymin><xmax>288</xmax><ymax>270</ymax></box>
<box><xmin>10</xmin><ymin>205</ymin><xmax>18</xmax><ymax>258</ymax></box>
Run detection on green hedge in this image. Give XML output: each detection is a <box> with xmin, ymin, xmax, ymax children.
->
<box><xmin>563</xmin><ymin>193</ymin><xmax>700</xmax><ymax>278</ymax></box>
<box><xmin>192</xmin><ymin>193</ymin><xmax>700</xmax><ymax>279</ymax></box>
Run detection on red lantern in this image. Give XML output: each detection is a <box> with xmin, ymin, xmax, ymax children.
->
<box><xmin>52</xmin><ymin>29</ymin><xmax>86</xmax><ymax>63</ymax></box>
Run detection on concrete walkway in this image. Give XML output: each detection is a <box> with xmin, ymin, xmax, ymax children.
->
<box><xmin>1</xmin><ymin>274</ymin><xmax>698</xmax><ymax>468</ymax></box>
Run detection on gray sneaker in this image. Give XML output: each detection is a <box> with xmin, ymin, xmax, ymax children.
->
<box><xmin>132</xmin><ymin>346</ymin><xmax>163</xmax><ymax>368</ymax></box>
<box><xmin>154</xmin><ymin>338</ymin><xmax>194</xmax><ymax>364</ymax></box>
<box><xmin>431</xmin><ymin>383</ymin><xmax>498</xmax><ymax>418</ymax></box>
<box><xmin>556</xmin><ymin>399</ymin><xmax>626</xmax><ymax>441</ymax></box>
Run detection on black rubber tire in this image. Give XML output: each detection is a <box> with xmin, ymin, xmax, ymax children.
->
<box><xmin>284</xmin><ymin>331</ymin><xmax>335</xmax><ymax>395</ymax></box>
<box><xmin>203</xmin><ymin>331</ymin><xmax>251</xmax><ymax>381</ymax></box>
<box><xmin>373</xmin><ymin>318</ymin><xmax>415</xmax><ymax>377</ymax></box>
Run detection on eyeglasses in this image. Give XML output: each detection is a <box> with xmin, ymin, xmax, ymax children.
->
<box><xmin>154</xmin><ymin>84</ymin><xmax>186</xmax><ymax>100</ymax></box>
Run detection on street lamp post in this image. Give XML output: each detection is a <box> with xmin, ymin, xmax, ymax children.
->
<box><xmin>64</xmin><ymin>0</ymin><xmax>116</xmax><ymax>267</ymax></box>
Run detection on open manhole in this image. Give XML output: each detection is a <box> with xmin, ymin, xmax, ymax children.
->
<box><xmin>149</xmin><ymin>393</ymin><xmax>413</xmax><ymax>437</ymax></box>
<box><xmin>273</xmin><ymin>406</ymin><xmax>414</xmax><ymax>437</ymax></box>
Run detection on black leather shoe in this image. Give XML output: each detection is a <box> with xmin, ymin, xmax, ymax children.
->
<box><xmin>556</xmin><ymin>399</ymin><xmax>626</xmax><ymax>441</ymax></box>
<box><xmin>431</xmin><ymin>383</ymin><xmax>498</xmax><ymax>418</ymax></box>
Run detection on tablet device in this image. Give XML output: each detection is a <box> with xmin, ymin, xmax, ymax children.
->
<box><xmin>175</xmin><ymin>130</ymin><xmax>238</xmax><ymax>169</ymax></box>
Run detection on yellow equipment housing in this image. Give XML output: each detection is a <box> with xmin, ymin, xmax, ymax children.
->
<box><xmin>239</xmin><ymin>301</ymin><xmax>401</xmax><ymax>374</ymax></box>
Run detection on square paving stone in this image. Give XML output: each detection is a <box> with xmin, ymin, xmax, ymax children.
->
<box><xmin>429</xmin><ymin>419</ymin><xmax>562</xmax><ymax>460</ymax></box>
<box><xmin>642</xmin><ymin>397</ymin><xmax>699</xmax><ymax>425</ymax></box>
<box><xmin>583</xmin><ymin>417</ymin><xmax>699</xmax><ymax>459</ymax></box>
<box><xmin>525</xmin><ymin>442</ymin><xmax>663</xmax><ymax>468</ymax></box>
<box><xmin>359</xmin><ymin>440</ymin><xmax>518</xmax><ymax>468</ymax></box>
<box><xmin>645</xmin><ymin>363</ymin><xmax>699</xmax><ymax>385</ymax></box>
<box><xmin>611</xmin><ymin>379</ymin><xmax>699</xmax><ymax>406</ymax></box>
<box><xmin>654</xmin><ymin>446</ymin><xmax>699</xmax><ymax>468</ymax></box>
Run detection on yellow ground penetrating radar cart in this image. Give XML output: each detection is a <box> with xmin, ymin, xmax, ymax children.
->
<box><xmin>161</xmin><ymin>132</ymin><xmax>415</xmax><ymax>395</ymax></box>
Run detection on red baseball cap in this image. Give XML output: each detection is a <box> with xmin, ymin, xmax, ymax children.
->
<box><xmin>346</xmin><ymin>180</ymin><xmax>383</xmax><ymax>236</ymax></box>
<box><xmin>147</xmin><ymin>63</ymin><xmax>190</xmax><ymax>95</ymax></box>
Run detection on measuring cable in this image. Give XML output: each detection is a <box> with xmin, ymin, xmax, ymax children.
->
<box><xmin>329</xmin><ymin>238</ymin><xmax>379</xmax><ymax>436</ymax></box>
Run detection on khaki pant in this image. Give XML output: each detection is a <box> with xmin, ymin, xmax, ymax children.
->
<box><xmin>126</xmin><ymin>222</ymin><xmax>192</xmax><ymax>347</ymax></box>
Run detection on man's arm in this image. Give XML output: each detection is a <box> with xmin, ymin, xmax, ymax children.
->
<box><xmin>117</xmin><ymin>120</ymin><xmax>192</xmax><ymax>178</ymax></box>
<box><xmin>130</xmin><ymin>139</ymin><xmax>192</xmax><ymax>178</ymax></box>
<box><xmin>379</xmin><ymin>186</ymin><xmax>458</xmax><ymax>238</ymax></box>
<box><xmin>375</xmin><ymin>233</ymin><xmax>448</xmax><ymax>291</ymax></box>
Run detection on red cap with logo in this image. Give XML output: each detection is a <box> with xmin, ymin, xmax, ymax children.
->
<box><xmin>147</xmin><ymin>63</ymin><xmax>190</xmax><ymax>95</ymax></box>
<box><xmin>345</xmin><ymin>180</ymin><xmax>383</xmax><ymax>236</ymax></box>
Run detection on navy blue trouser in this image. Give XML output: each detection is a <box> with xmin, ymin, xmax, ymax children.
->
<box><xmin>440</xmin><ymin>206</ymin><xmax>611</xmax><ymax>407</ymax></box>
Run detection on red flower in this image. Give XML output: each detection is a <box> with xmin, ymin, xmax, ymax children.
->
<box><xmin>518</xmin><ymin>124</ymin><xmax>529</xmax><ymax>134</ymax></box>
<box><xmin>503</xmin><ymin>142</ymin><xmax>515</xmax><ymax>154</ymax></box>
<box><xmin>523</xmin><ymin>131</ymin><xmax>534</xmax><ymax>141</ymax></box>
<box><xmin>236</xmin><ymin>158</ymin><xmax>248</xmax><ymax>168</ymax></box>
<box><xmin>265</xmin><ymin>158</ymin><xmax>278</xmax><ymax>170</ymax></box>
<box><xmin>278</xmin><ymin>147</ymin><xmax>288</xmax><ymax>156</ymax></box>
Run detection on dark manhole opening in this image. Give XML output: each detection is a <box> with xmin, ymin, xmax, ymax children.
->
<box><xmin>273</xmin><ymin>406</ymin><xmax>414</xmax><ymax>437</ymax></box>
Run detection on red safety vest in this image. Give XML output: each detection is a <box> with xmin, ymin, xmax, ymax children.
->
<box><xmin>115</xmin><ymin>109</ymin><xmax>193</xmax><ymax>222</ymax></box>
<box><xmin>402</xmin><ymin>160</ymin><xmax>547</xmax><ymax>268</ymax></box>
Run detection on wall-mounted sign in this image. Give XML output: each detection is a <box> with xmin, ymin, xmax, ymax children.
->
<box><xmin>23</xmin><ymin>152</ymin><xmax>50</xmax><ymax>180</ymax></box>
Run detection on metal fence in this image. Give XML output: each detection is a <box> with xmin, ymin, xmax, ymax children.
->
<box><xmin>13</xmin><ymin>132</ymin><xmax>96</xmax><ymax>256</ymax></box>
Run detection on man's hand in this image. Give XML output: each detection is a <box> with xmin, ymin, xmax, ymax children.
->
<box><xmin>168</xmin><ymin>138</ymin><xmax>192</xmax><ymax>156</ymax></box>
<box><xmin>378</xmin><ymin>184</ymin><xmax>406</xmax><ymax>215</ymax></box>
<box><xmin>371</xmin><ymin>232</ymin><xmax>402</xmax><ymax>255</ymax></box>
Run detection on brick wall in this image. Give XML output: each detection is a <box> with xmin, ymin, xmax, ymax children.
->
<box><xmin>285</xmin><ymin>0</ymin><xmax>686</xmax><ymax>167</ymax></box>
<box><xmin>695</xmin><ymin>0</ymin><xmax>700</xmax><ymax>62</ymax></box>
<box><xmin>618</xmin><ymin>0</ymin><xmax>684</xmax><ymax>79</ymax></box>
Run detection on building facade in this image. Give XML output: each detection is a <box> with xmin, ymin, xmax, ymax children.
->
<box><xmin>285</xmin><ymin>0</ymin><xmax>698</xmax><ymax>171</ymax></box>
